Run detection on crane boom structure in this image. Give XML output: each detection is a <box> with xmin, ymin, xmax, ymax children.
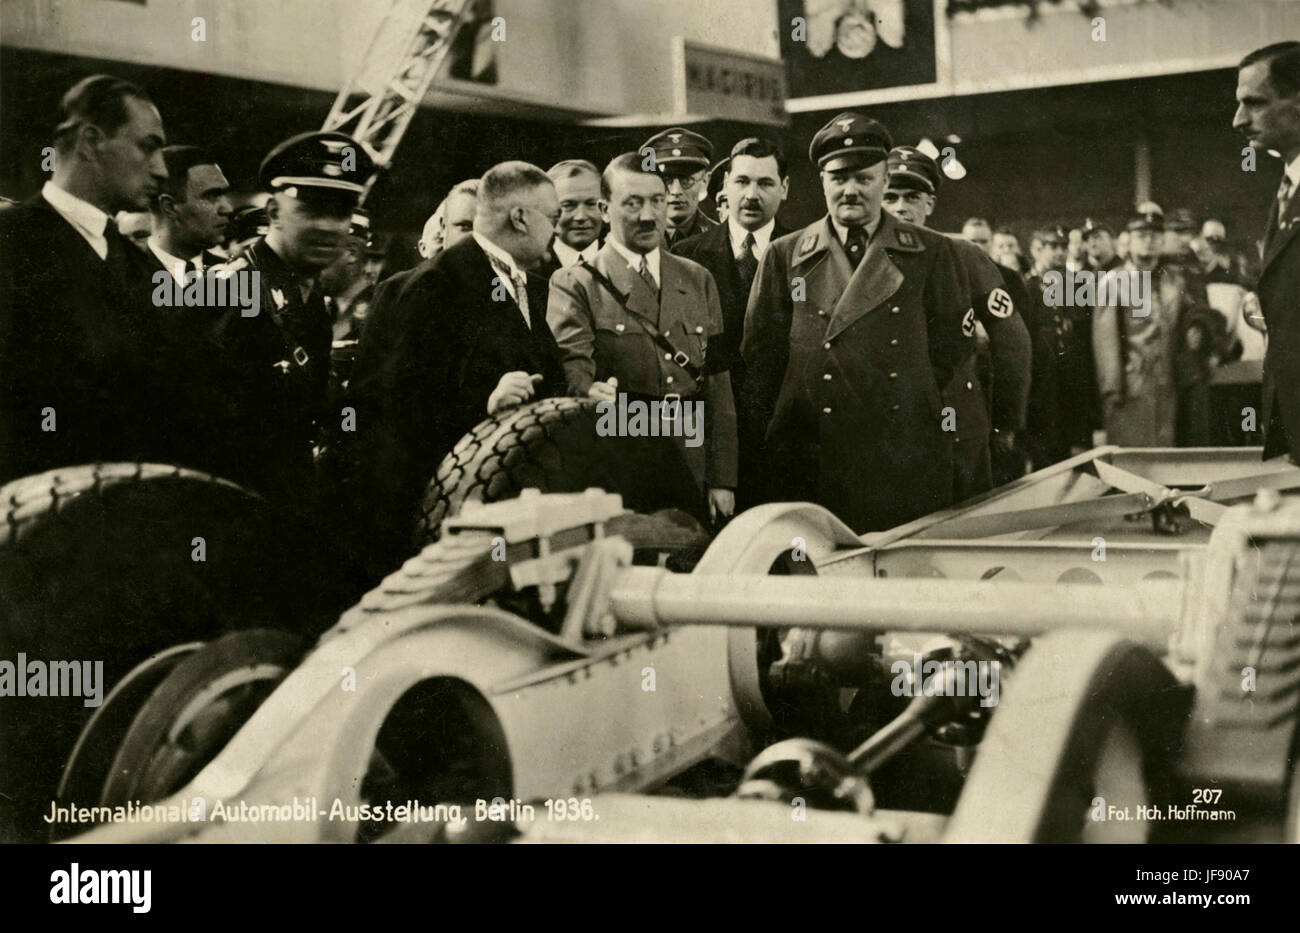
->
<box><xmin>323</xmin><ymin>0</ymin><xmax>474</xmax><ymax>201</ymax></box>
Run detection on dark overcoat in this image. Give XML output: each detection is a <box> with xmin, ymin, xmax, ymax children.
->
<box><xmin>740</xmin><ymin>213</ymin><xmax>973</xmax><ymax>532</ymax></box>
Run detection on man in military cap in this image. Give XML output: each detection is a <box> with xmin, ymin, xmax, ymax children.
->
<box><xmin>321</xmin><ymin>209</ymin><xmax>377</xmax><ymax>341</ymax></box>
<box><xmin>1082</xmin><ymin>218</ymin><xmax>1120</xmax><ymax>274</ymax></box>
<box><xmin>1023</xmin><ymin>224</ymin><xmax>1100</xmax><ymax>465</ymax></box>
<box><xmin>640</xmin><ymin>127</ymin><xmax>719</xmax><ymax>248</ymax></box>
<box><xmin>740</xmin><ymin>113</ymin><xmax>973</xmax><ymax>532</ymax></box>
<box><xmin>1093</xmin><ymin>209</ymin><xmax>1215</xmax><ymax>447</ymax></box>
<box><xmin>202</xmin><ymin>130</ymin><xmax>372</xmax><ymax>509</ymax></box>
<box><xmin>547</xmin><ymin>152</ymin><xmax>738</xmax><ymax>524</ymax></box>
<box><xmin>882</xmin><ymin>144</ymin><xmax>1031</xmax><ymax>497</ymax></box>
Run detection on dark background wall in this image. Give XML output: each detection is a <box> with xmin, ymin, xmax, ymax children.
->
<box><xmin>2</xmin><ymin>47</ymin><xmax>1280</xmax><ymax>267</ymax></box>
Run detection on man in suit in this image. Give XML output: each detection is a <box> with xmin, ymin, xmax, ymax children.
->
<box><xmin>741</xmin><ymin>113</ymin><xmax>973</xmax><ymax>533</ymax></box>
<box><xmin>350</xmin><ymin>161</ymin><xmax>566</xmax><ymax>570</ymax></box>
<box><xmin>144</xmin><ymin>145</ymin><xmax>232</xmax><ymax>289</ymax></box>
<box><xmin>641</xmin><ymin>128</ymin><xmax>719</xmax><ymax>248</ymax></box>
<box><xmin>0</xmin><ymin>74</ymin><xmax>199</xmax><ymax>486</ymax></box>
<box><xmin>881</xmin><ymin>145</ymin><xmax>1031</xmax><ymax>499</ymax></box>
<box><xmin>673</xmin><ymin>137</ymin><xmax>790</xmax><ymax>509</ymax></box>
<box><xmin>200</xmin><ymin>131</ymin><xmax>372</xmax><ymax>509</ymax></box>
<box><xmin>1235</xmin><ymin>41</ymin><xmax>1300</xmax><ymax>463</ymax></box>
<box><xmin>548</xmin><ymin>152</ymin><xmax>738</xmax><ymax>525</ymax></box>
<box><xmin>535</xmin><ymin>159</ymin><xmax>603</xmax><ymax>278</ymax></box>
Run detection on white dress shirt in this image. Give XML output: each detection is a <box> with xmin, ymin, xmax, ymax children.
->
<box><xmin>551</xmin><ymin>238</ymin><xmax>599</xmax><ymax>268</ymax></box>
<box><xmin>148</xmin><ymin>236</ymin><xmax>203</xmax><ymax>284</ymax></box>
<box><xmin>728</xmin><ymin>216</ymin><xmax>776</xmax><ymax>261</ymax></box>
<box><xmin>607</xmin><ymin>237</ymin><xmax>660</xmax><ymax>287</ymax></box>
<box><xmin>42</xmin><ymin>181</ymin><xmax>110</xmax><ymax>260</ymax></box>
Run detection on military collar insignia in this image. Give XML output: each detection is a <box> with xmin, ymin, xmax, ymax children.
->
<box><xmin>271</xmin><ymin>287</ymin><xmax>287</xmax><ymax>311</ymax></box>
<box><xmin>798</xmin><ymin>232</ymin><xmax>820</xmax><ymax>256</ymax></box>
<box><xmin>895</xmin><ymin>229</ymin><xmax>917</xmax><ymax>248</ymax></box>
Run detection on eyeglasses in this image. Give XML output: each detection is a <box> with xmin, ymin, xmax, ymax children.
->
<box><xmin>659</xmin><ymin>170</ymin><xmax>706</xmax><ymax>193</ymax></box>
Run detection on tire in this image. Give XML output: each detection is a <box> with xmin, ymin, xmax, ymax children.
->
<box><xmin>0</xmin><ymin>462</ymin><xmax>369</xmax><ymax>842</ymax></box>
<box><xmin>99</xmin><ymin>629</ymin><xmax>305</xmax><ymax>810</ymax></box>
<box><xmin>416</xmin><ymin>397</ymin><xmax>708</xmax><ymax>547</ymax></box>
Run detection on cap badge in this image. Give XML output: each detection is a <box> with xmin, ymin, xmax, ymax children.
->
<box><xmin>844</xmin><ymin>138</ymin><xmax>853</xmax><ymax>145</ymax></box>
<box><xmin>324</xmin><ymin>164</ymin><xmax>342</xmax><ymax>176</ymax></box>
<box><xmin>320</xmin><ymin>139</ymin><xmax>348</xmax><ymax>154</ymax></box>
<box><xmin>672</xmin><ymin>149</ymin><xmax>682</xmax><ymax>156</ymax></box>
<box><xmin>836</xmin><ymin>118</ymin><xmax>853</xmax><ymax>133</ymax></box>
<box><xmin>669</xmin><ymin>133</ymin><xmax>682</xmax><ymax>143</ymax></box>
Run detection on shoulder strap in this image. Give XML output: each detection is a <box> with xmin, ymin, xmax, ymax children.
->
<box><xmin>239</xmin><ymin>246</ymin><xmax>312</xmax><ymax>369</ymax></box>
<box><xmin>578</xmin><ymin>257</ymin><xmax>706</xmax><ymax>381</ymax></box>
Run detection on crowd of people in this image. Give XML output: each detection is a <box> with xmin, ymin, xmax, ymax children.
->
<box><xmin>3</xmin><ymin>40</ymin><xmax>1299</xmax><ymax>579</ymax></box>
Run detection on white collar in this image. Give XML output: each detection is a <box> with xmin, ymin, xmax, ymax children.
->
<box><xmin>147</xmin><ymin>235</ymin><xmax>199</xmax><ymax>282</ymax></box>
<box><xmin>728</xmin><ymin>216</ymin><xmax>776</xmax><ymax>259</ymax></box>
<box><xmin>474</xmin><ymin>232</ymin><xmax>522</xmax><ymax>280</ymax></box>
<box><xmin>607</xmin><ymin>236</ymin><xmax>660</xmax><ymax>284</ymax></box>
<box><xmin>42</xmin><ymin>180</ymin><xmax>111</xmax><ymax>260</ymax></box>
<box><xmin>830</xmin><ymin>212</ymin><xmax>881</xmax><ymax>250</ymax></box>
<box><xmin>552</xmin><ymin>237</ymin><xmax>599</xmax><ymax>268</ymax></box>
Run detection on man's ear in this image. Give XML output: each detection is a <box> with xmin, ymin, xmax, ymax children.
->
<box><xmin>75</xmin><ymin>123</ymin><xmax>106</xmax><ymax>161</ymax></box>
<box><xmin>779</xmin><ymin>177</ymin><xmax>790</xmax><ymax>202</ymax></box>
<box><xmin>265</xmin><ymin>195</ymin><xmax>281</xmax><ymax>225</ymax></box>
<box><xmin>509</xmin><ymin>205</ymin><xmax>528</xmax><ymax>234</ymax></box>
<box><xmin>599</xmin><ymin>200</ymin><xmax>611</xmax><ymax>225</ymax></box>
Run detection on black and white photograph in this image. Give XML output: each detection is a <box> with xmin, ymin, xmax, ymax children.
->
<box><xmin>0</xmin><ymin>0</ymin><xmax>1297</xmax><ymax>887</ymax></box>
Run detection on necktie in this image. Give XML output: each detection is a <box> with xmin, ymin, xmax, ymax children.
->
<box><xmin>845</xmin><ymin>226</ymin><xmax>867</xmax><ymax>270</ymax></box>
<box><xmin>487</xmin><ymin>252</ymin><xmax>531</xmax><ymax>328</ymax></box>
<box><xmin>103</xmin><ymin>219</ymin><xmax>127</xmax><ymax>266</ymax></box>
<box><xmin>737</xmin><ymin>232</ymin><xmax>758</xmax><ymax>293</ymax></box>
<box><xmin>637</xmin><ymin>255</ymin><xmax>659</xmax><ymax>301</ymax></box>
<box><xmin>1264</xmin><ymin>174</ymin><xmax>1294</xmax><ymax>258</ymax></box>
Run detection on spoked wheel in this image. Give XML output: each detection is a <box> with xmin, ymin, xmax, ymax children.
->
<box><xmin>98</xmin><ymin>630</ymin><xmax>306</xmax><ymax>808</ymax></box>
<box><xmin>945</xmin><ymin>630</ymin><xmax>1185</xmax><ymax>843</ymax></box>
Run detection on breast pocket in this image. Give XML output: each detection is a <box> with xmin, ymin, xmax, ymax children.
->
<box><xmin>592</xmin><ymin>306</ymin><xmax>656</xmax><ymax>387</ymax></box>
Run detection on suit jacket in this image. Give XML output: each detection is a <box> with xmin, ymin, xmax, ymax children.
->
<box><xmin>348</xmin><ymin>236</ymin><xmax>564</xmax><ymax>561</ymax></box>
<box><xmin>0</xmin><ymin>194</ymin><xmax>204</xmax><ymax>485</ymax></box>
<box><xmin>740</xmin><ymin>213</ymin><xmax>973</xmax><ymax>532</ymax></box>
<box><xmin>1257</xmin><ymin>179</ymin><xmax>1300</xmax><ymax>461</ymax></box>
<box><xmin>547</xmin><ymin>241</ymin><xmax>738</xmax><ymax>489</ymax></box>
<box><xmin>672</xmin><ymin>219</ymin><xmax>791</xmax><ymax>388</ymax></box>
